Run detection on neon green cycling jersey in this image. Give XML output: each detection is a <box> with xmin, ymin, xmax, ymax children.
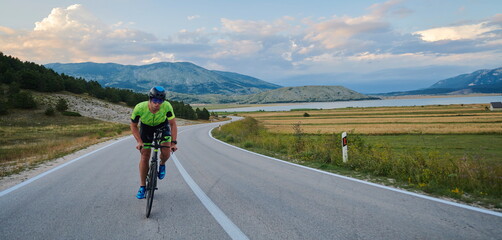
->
<box><xmin>131</xmin><ymin>101</ymin><xmax>175</xmax><ymax>126</ymax></box>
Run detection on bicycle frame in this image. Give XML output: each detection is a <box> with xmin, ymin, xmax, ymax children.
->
<box><xmin>145</xmin><ymin>126</ymin><xmax>169</xmax><ymax>218</ymax></box>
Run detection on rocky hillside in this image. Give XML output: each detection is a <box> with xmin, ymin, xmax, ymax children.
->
<box><xmin>238</xmin><ymin>86</ymin><xmax>378</xmax><ymax>104</ymax></box>
<box><xmin>35</xmin><ymin>92</ymin><xmax>194</xmax><ymax>126</ymax></box>
<box><xmin>430</xmin><ymin>67</ymin><xmax>502</xmax><ymax>89</ymax></box>
<box><xmin>162</xmin><ymin>85</ymin><xmax>378</xmax><ymax>104</ymax></box>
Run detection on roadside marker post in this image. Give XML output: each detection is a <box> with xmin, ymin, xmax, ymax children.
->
<box><xmin>342</xmin><ymin>132</ymin><xmax>348</xmax><ymax>163</ymax></box>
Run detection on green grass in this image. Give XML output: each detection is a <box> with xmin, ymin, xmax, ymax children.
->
<box><xmin>363</xmin><ymin>134</ymin><xmax>502</xmax><ymax>164</ymax></box>
<box><xmin>212</xmin><ymin>117</ymin><xmax>502</xmax><ymax>211</ymax></box>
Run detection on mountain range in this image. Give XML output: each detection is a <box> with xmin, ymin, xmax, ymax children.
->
<box><xmin>45</xmin><ymin>62</ymin><xmax>377</xmax><ymax>103</ymax></box>
<box><xmin>45</xmin><ymin>61</ymin><xmax>501</xmax><ymax>104</ymax></box>
<box><xmin>45</xmin><ymin>62</ymin><xmax>281</xmax><ymax>95</ymax></box>
<box><xmin>381</xmin><ymin>67</ymin><xmax>502</xmax><ymax>96</ymax></box>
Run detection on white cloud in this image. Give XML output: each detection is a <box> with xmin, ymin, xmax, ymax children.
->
<box><xmin>220</xmin><ymin>17</ymin><xmax>293</xmax><ymax>36</ymax></box>
<box><xmin>300</xmin><ymin>0</ymin><xmax>403</xmax><ymax>50</ymax></box>
<box><xmin>212</xmin><ymin>39</ymin><xmax>263</xmax><ymax>58</ymax></box>
<box><xmin>141</xmin><ymin>52</ymin><xmax>177</xmax><ymax>64</ymax></box>
<box><xmin>0</xmin><ymin>4</ymin><xmax>159</xmax><ymax>64</ymax></box>
<box><xmin>0</xmin><ymin>1</ymin><xmax>500</xmax><ymax>88</ymax></box>
<box><xmin>187</xmin><ymin>15</ymin><xmax>200</xmax><ymax>21</ymax></box>
<box><xmin>34</xmin><ymin>4</ymin><xmax>102</xmax><ymax>33</ymax></box>
<box><xmin>415</xmin><ymin>22</ymin><xmax>500</xmax><ymax>42</ymax></box>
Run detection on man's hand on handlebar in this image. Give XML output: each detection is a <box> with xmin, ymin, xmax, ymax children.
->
<box><xmin>136</xmin><ymin>142</ymin><xmax>143</xmax><ymax>151</ymax></box>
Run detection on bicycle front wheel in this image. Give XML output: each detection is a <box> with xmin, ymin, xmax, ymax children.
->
<box><xmin>146</xmin><ymin>161</ymin><xmax>157</xmax><ymax>218</ymax></box>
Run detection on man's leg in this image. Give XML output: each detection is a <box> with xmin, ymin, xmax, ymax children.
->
<box><xmin>159</xmin><ymin>142</ymin><xmax>171</xmax><ymax>165</ymax></box>
<box><xmin>139</xmin><ymin>148</ymin><xmax>151</xmax><ymax>186</ymax></box>
<box><xmin>158</xmin><ymin>142</ymin><xmax>171</xmax><ymax>179</ymax></box>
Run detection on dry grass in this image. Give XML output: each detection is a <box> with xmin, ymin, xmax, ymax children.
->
<box><xmin>242</xmin><ymin>104</ymin><xmax>502</xmax><ymax>134</ymax></box>
<box><xmin>0</xmin><ymin>109</ymin><xmax>130</xmax><ymax>177</ymax></box>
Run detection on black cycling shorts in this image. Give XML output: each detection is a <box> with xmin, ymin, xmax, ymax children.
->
<box><xmin>140</xmin><ymin>121</ymin><xmax>171</xmax><ymax>149</ymax></box>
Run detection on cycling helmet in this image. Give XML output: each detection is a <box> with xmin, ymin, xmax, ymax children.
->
<box><xmin>148</xmin><ymin>86</ymin><xmax>166</xmax><ymax>100</ymax></box>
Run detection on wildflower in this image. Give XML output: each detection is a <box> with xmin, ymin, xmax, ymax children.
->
<box><xmin>451</xmin><ymin>188</ymin><xmax>463</xmax><ymax>195</ymax></box>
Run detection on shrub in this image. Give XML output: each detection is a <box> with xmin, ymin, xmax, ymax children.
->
<box><xmin>10</xmin><ymin>91</ymin><xmax>37</xmax><ymax>109</ymax></box>
<box><xmin>0</xmin><ymin>99</ymin><xmax>8</xmax><ymax>115</ymax></box>
<box><xmin>62</xmin><ymin>111</ymin><xmax>81</xmax><ymax>117</ymax></box>
<box><xmin>56</xmin><ymin>98</ymin><xmax>69</xmax><ymax>112</ymax></box>
<box><xmin>45</xmin><ymin>105</ymin><xmax>55</xmax><ymax>116</ymax></box>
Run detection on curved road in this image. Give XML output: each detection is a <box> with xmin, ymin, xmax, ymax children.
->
<box><xmin>1</xmin><ymin>119</ymin><xmax>501</xmax><ymax>239</ymax></box>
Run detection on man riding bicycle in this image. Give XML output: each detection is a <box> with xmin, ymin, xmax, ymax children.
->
<box><xmin>130</xmin><ymin>86</ymin><xmax>178</xmax><ymax>199</ymax></box>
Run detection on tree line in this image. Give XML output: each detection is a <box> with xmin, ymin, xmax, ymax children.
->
<box><xmin>0</xmin><ymin>52</ymin><xmax>210</xmax><ymax>120</ymax></box>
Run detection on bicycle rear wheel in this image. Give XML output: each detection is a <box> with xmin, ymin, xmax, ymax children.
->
<box><xmin>146</xmin><ymin>161</ymin><xmax>157</xmax><ymax>218</ymax></box>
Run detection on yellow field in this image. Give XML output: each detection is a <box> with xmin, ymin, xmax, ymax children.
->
<box><xmin>242</xmin><ymin>104</ymin><xmax>502</xmax><ymax>134</ymax></box>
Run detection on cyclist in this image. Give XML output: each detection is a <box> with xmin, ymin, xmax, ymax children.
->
<box><xmin>130</xmin><ymin>86</ymin><xmax>178</xmax><ymax>199</ymax></box>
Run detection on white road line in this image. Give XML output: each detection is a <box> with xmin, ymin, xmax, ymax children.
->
<box><xmin>208</xmin><ymin>127</ymin><xmax>502</xmax><ymax>218</ymax></box>
<box><xmin>0</xmin><ymin>136</ymin><xmax>132</xmax><ymax>197</ymax></box>
<box><xmin>171</xmin><ymin>154</ymin><xmax>249</xmax><ymax>240</ymax></box>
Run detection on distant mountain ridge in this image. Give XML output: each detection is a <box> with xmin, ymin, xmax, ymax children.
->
<box><xmin>164</xmin><ymin>85</ymin><xmax>378</xmax><ymax>104</ymax></box>
<box><xmin>381</xmin><ymin>67</ymin><xmax>502</xmax><ymax>96</ymax></box>
<box><xmin>46</xmin><ymin>61</ymin><xmax>377</xmax><ymax>104</ymax></box>
<box><xmin>238</xmin><ymin>86</ymin><xmax>378</xmax><ymax>104</ymax></box>
<box><xmin>430</xmin><ymin>67</ymin><xmax>502</xmax><ymax>89</ymax></box>
<box><xmin>45</xmin><ymin>62</ymin><xmax>281</xmax><ymax>95</ymax></box>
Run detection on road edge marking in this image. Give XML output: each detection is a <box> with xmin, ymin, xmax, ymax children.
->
<box><xmin>0</xmin><ymin>136</ymin><xmax>132</xmax><ymax>197</ymax></box>
<box><xmin>171</xmin><ymin>154</ymin><xmax>249</xmax><ymax>240</ymax></box>
<box><xmin>208</xmin><ymin>127</ymin><xmax>502</xmax><ymax>218</ymax></box>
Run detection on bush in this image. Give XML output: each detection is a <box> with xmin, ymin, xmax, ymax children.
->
<box><xmin>45</xmin><ymin>105</ymin><xmax>55</xmax><ymax>116</ymax></box>
<box><xmin>303</xmin><ymin>112</ymin><xmax>310</xmax><ymax>117</ymax></box>
<box><xmin>62</xmin><ymin>111</ymin><xmax>81</xmax><ymax>117</ymax></box>
<box><xmin>9</xmin><ymin>91</ymin><xmax>37</xmax><ymax>109</ymax></box>
<box><xmin>56</xmin><ymin>98</ymin><xmax>69</xmax><ymax>112</ymax></box>
<box><xmin>0</xmin><ymin>98</ymin><xmax>8</xmax><ymax>115</ymax></box>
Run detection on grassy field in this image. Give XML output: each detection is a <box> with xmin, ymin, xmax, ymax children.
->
<box><xmin>213</xmin><ymin>104</ymin><xmax>502</xmax><ymax>210</ymax></box>
<box><xmin>240</xmin><ymin>104</ymin><xmax>502</xmax><ymax>134</ymax></box>
<box><xmin>363</xmin><ymin>134</ymin><xmax>502</xmax><ymax>164</ymax></box>
<box><xmin>0</xmin><ymin>109</ymin><xmax>130</xmax><ymax>177</ymax></box>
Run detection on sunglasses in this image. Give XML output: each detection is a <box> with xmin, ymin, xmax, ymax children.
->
<box><xmin>151</xmin><ymin>98</ymin><xmax>164</xmax><ymax>104</ymax></box>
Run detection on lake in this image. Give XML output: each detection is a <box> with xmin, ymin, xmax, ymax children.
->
<box><xmin>215</xmin><ymin>95</ymin><xmax>502</xmax><ymax>112</ymax></box>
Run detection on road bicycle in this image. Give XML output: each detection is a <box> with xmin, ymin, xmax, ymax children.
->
<box><xmin>145</xmin><ymin>127</ymin><xmax>169</xmax><ymax>218</ymax></box>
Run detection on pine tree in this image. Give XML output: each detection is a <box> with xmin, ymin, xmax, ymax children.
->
<box><xmin>56</xmin><ymin>98</ymin><xmax>69</xmax><ymax>112</ymax></box>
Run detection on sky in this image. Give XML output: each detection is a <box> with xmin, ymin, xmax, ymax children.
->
<box><xmin>0</xmin><ymin>0</ymin><xmax>501</xmax><ymax>93</ymax></box>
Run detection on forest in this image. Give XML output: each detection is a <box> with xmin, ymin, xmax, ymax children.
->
<box><xmin>0</xmin><ymin>52</ymin><xmax>209</xmax><ymax>120</ymax></box>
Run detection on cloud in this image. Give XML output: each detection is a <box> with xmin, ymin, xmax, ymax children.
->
<box><xmin>220</xmin><ymin>17</ymin><xmax>294</xmax><ymax>36</ymax></box>
<box><xmin>0</xmin><ymin>26</ymin><xmax>16</xmax><ymax>35</ymax></box>
<box><xmin>141</xmin><ymin>52</ymin><xmax>176</xmax><ymax>64</ymax></box>
<box><xmin>301</xmin><ymin>0</ymin><xmax>402</xmax><ymax>50</ymax></box>
<box><xmin>212</xmin><ymin>39</ymin><xmax>263</xmax><ymax>58</ymax></box>
<box><xmin>187</xmin><ymin>15</ymin><xmax>200</xmax><ymax>21</ymax></box>
<box><xmin>0</xmin><ymin>4</ymin><xmax>176</xmax><ymax>64</ymax></box>
<box><xmin>34</xmin><ymin>4</ymin><xmax>102</xmax><ymax>32</ymax></box>
<box><xmin>414</xmin><ymin>22</ymin><xmax>500</xmax><ymax>42</ymax></box>
<box><xmin>0</xmin><ymin>1</ymin><xmax>500</xmax><ymax>88</ymax></box>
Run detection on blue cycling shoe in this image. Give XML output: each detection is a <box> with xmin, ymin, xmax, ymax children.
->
<box><xmin>158</xmin><ymin>164</ymin><xmax>166</xmax><ymax>180</ymax></box>
<box><xmin>136</xmin><ymin>186</ymin><xmax>146</xmax><ymax>199</ymax></box>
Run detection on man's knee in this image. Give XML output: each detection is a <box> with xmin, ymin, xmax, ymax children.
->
<box><xmin>140</xmin><ymin>150</ymin><xmax>151</xmax><ymax>161</ymax></box>
<box><xmin>160</xmin><ymin>151</ymin><xmax>170</xmax><ymax>160</ymax></box>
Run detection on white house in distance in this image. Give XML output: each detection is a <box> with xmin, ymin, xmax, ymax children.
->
<box><xmin>489</xmin><ymin>102</ymin><xmax>502</xmax><ymax>111</ymax></box>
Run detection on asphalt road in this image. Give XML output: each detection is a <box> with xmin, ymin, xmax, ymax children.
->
<box><xmin>1</xmin><ymin>119</ymin><xmax>501</xmax><ymax>240</ymax></box>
